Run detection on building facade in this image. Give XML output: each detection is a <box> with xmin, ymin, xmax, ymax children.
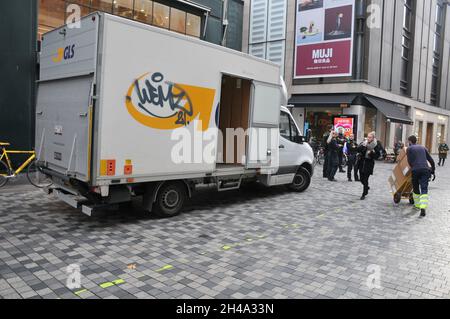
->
<box><xmin>0</xmin><ymin>0</ymin><xmax>243</xmax><ymax>152</ymax></box>
<box><xmin>243</xmin><ymin>0</ymin><xmax>450</xmax><ymax>152</ymax></box>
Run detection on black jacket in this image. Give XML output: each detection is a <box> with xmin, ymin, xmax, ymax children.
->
<box><xmin>357</xmin><ymin>141</ymin><xmax>381</xmax><ymax>176</ymax></box>
<box><xmin>345</xmin><ymin>140</ymin><xmax>358</xmax><ymax>162</ymax></box>
<box><xmin>328</xmin><ymin>139</ymin><xmax>340</xmax><ymax>165</ymax></box>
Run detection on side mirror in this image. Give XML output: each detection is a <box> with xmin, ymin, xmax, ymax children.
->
<box><xmin>294</xmin><ymin>135</ymin><xmax>304</xmax><ymax>144</ymax></box>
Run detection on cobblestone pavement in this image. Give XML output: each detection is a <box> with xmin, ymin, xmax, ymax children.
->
<box><xmin>1</xmin><ymin>159</ymin><xmax>449</xmax><ymax>299</ymax></box>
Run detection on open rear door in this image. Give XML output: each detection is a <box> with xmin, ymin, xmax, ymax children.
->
<box><xmin>246</xmin><ymin>81</ymin><xmax>281</xmax><ymax>172</ymax></box>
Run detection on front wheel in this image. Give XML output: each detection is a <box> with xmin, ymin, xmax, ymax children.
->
<box><xmin>154</xmin><ymin>182</ymin><xmax>187</xmax><ymax>218</ymax></box>
<box><xmin>0</xmin><ymin>161</ymin><xmax>11</xmax><ymax>188</ymax></box>
<box><xmin>27</xmin><ymin>161</ymin><xmax>53</xmax><ymax>188</ymax></box>
<box><xmin>288</xmin><ymin>167</ymin><xmax>311</xmax><ymax>193</ymax></box>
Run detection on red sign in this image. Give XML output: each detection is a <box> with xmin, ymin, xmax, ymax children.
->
<box><xmin>295</xmin><ymin>40</ymin><xmax>352</xmax><ymax>78</ymax></box>
<box><xmin>334</xmin><ymin>117</ymin><xmax>354</xmax><ymax>138</ymax></box>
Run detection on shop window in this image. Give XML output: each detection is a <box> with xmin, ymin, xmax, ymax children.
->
<box><xmin>437</xmin><ymin>124</ymin><xmax>445</xmax><ymax>144</ymax></box>
<box><xmin>38</xmin><ymin>0</ymin><xmax>66</xmax><ymax>35</ymax></box>
<box><xmin>415</xmin><ymin>120</ymin><xmax>423</xmax><ymax>145</ymax></box>
<box><xmin>153</xmin><ymin>2</ymin><xmax>170</xmax><ymax>29</ymax></box>
<box><xmin>364</xmin><ymin>107</ymin><xmax>377</xmax><ymax>137</ymax></box>
<box><xmin>134</xmin><ymin>0</ymin><xmax>153</xmax><ymax>24</ymax></box>
<box><xmin>91</xmin><ymin>0</ymin><xmax>113</xmax><ymax>12</ymax></box>
<box><xmin>114</xmin><ymin>0</ymin><xmax>133</xmax><ymax>18</ymax></box>
<box><xmin>394</xmin><ymin>123</ymin><xmax>403</xmax><ymax>145</ymax></box>
<box><xmin>170</xmin><ymin>8</ymin><xmax>186</xmax><ymax>34</ymax></box>
<box><xmin>186</xmin><ymin>13</ymin><xmax>201</xmax><ymax>37</ymax></box>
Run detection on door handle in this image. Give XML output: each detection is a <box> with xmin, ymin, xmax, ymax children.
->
<box><xmin>79</xmin><ymin>112</ymin><xmax>88</xmax><ymax>117</ymax></box>
<box><xmin>36</xmin><ymin>111</ymin><xmax>43</xmax><ymax>115</ymax></box>
<box><xmin>279</xmin><ymin>145</ymin><xmax>285</xmax><ymax>149</ymax></box>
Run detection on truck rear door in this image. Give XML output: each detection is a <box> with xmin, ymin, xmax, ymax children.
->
<box><xmin>246</xmin><ymin>81</ymin><xmax>281</xmax><ymax>172</ymax></box>
<box><xmin>35</xmin><ymin>14</ymin><xmax>100</xmax><ymax>182</ymax></box>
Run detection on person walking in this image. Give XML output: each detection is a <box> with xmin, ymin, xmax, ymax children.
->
<box><xmin>322</xmin><ymin>125</ymin><xmax>334</xmax><ymax>179</ymax></box>
<box><xmin>344</xmin><ymin>134</ymin><xmax>359</xmax><ymax>182</ymax></box>
<box><xmin>407</xmin><ymin>135</ymin><xmax>436</xmax><ymax>218</ymax></box>
<box><xmin>357</xmin><ymin>132</ymin><xmax>381</xmax><ymax>200</ymax></box>
<box><xmin>327</xmin><ymin>131</ymin><xmax>340</xmax><ymax>182</ymax></box>
<box><xmin>438</xmin><ymin>141</ymin><xmax>449</xmax><ymax>167</ymax></box>
<box><xmin>336</xmin><ymin>128</ymin><xmax>346</xmax><ymax>173</ymax></box>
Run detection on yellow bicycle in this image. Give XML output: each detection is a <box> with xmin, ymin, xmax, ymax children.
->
<box><xmin>0</xmin><ymin>142</ymin><xmax>52</xmax><ymax>188</ymax></box>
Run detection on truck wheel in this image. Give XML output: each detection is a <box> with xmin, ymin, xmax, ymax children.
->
<box><xmin>288</xmin><ymin>167</ymin><xmax>311</xmax><ymax>193</ymax></box>
<box><xmin>154</xmin><ymin>182</ymin><xmax>187</xmax><ymax>218</ymax></box>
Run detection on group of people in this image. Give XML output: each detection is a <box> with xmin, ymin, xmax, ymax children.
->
<box><xmin>322</xmin><ymin>125</ymin><xmax>381</xmax><ymax>200</ymax></box>
<box><xmin>320</xmin><ymin>124</ymin><xmax>439</xmax><ymax>217</ymax></box>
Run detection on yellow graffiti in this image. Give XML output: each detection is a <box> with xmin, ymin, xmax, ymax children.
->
<box><xmin>125</xmin><ymin>73</ymin><xmax>216</xmax><ymax>131</ymax></box>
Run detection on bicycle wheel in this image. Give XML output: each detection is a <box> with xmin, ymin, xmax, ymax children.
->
<box><xmin>0</xmin><ymin>160</ymin><xmax>10</xmax><ymax>188</ymax></box>
<box><xmin>27</xmin><ymin>160</ymin><xmax>53</xmax><ymax>188</ymax></box>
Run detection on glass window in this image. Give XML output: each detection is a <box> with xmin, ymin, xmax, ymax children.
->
<box><xmin>38</xmin><ymin>0</ymin><xmax>66</xmax><ymax>29</ymax></box>
<box><xmin>364</xmin><ymin>107</ymin><xmax>377</xmax><ymax>137</ymax></box>
<box><xmin>290</xmin><ymin>117</ymin><xmax>300</xmax><ymax>140</ymax></box>
<box><xmin>186</xmin><ymin>13</ymin><xmax>201</xmax><ymax>37</ymax></box>
<box><xmin>415</xmin><ymin>121</ymin><xmax>423</xmax><ymax>145</ymax></box>
<box><xmin>170</xmin><ymin>8</ymin><xmax>186</xmax><ymax>34</ymax></box>
<box><xmin>279</xmin><ymin>112</ymin><xmax>291</xmax><ymax>140</ymax></box>
<box><xmin>114</xmin><ymin>0</ymin><xmax>133</xmax><ymax>18</ymax></box>
<box><xmin>91</xmin><ymin>0</ymin><xmax>113</xmax><ymax>12</ymax></box>
<box><xmin>134</xmin><ymin>0</ymin><xmax>153</xmax><ymax>24</ymax></box>
<box><xmin>153</xmin><ymin>2</ymin><xmax>170</xmax><ymax>29</ymax></box>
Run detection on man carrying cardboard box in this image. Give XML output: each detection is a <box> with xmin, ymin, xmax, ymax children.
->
<box><xmin>407</xmin><ymin>135</ymin><xmax>436</xmax><ymax>218</ymax></box>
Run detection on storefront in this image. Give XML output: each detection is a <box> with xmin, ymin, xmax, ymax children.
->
<box><xmin>413</xmin><ymin>109</ymin><xmax>449</xmax><ymax>153</ymax></box>
<box><xmin>289</xmin><ymin>93</ymin><xmax>414</xmax><ymax>148</ymax></box>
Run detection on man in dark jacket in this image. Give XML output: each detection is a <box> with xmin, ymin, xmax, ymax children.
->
<box><xmin>345</xmin><ymin>134</ymin><xmax>359</xmax><ymax>182</ymax></box>
<box><xmin>438</xmin><ymin>141</ymin><xmax>449</xmax><ymax>167</ymax></box>
<box><xmin>357</xmin><ymin>132</ymin><xmax>381</xmax><ymax>200</ymax></box>
<box><xmin>327</xmin><ymin>130</ymin><xmax>340</xmax><ymax>182</ymax></box>
<box><xmin>407</xmin><ymin>135</ymin><xmax>436</xmax><ymax>218</ymax></box>
<box><xmin>322</xmin><ymin>125</ymin><xmax>334</xmax><ymax>178</ymax></box>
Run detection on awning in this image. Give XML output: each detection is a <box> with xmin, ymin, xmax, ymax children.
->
<box><xmin>364</xmin><ymin>96</ymin><xmax>413</xmax><ymax>125</ymax></box>
<box><xmin>288</xmin><ymin>94</ymin><xmax>357</xmax><ymax>108</ymax></box>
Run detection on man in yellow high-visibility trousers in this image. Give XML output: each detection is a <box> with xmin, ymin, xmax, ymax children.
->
<box><xmin>407</xmin><ymin>135</ymin><xmax>436</xmax><ymax>218</ymax></box>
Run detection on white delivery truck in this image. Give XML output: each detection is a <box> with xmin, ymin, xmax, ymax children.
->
<box><xmin>35</xmin><ymin>12</ymin><xmax>314</xmax><ymax>217</ymax></box>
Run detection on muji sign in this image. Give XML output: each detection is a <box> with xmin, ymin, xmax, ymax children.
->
<box><xmin>294</xmin><ymin>0</ymin><xmax>355</xmax><ymax>79</ymax></box>
<box><xmin>296</xmin><ymin>40</ymin><xmax>352</xmax><ymax>77</ymax></box>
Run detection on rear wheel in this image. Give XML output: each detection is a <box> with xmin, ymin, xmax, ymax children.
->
<box><xmin>154</xmin><ymin>182</ymin><xmax>187</xmax><ymax>218</ymax></box>
<box><xmin>27</xmin><ymin>161</ymin><xmax>53</xmax><ymax>188</ymax></box>
<box><xmin>0</xmin><ymin>161</ymin><xmax>10</xmax><ymax>188</ymax></box>
<box><xmin>288</xmin><ymin>167</ymin><xmax>311</xmax><ymax>193</ymax></box>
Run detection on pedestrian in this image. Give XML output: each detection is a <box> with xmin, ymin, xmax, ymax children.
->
<box><xmin>344</xmin><ymin>134</ymin><xmax>359</xmax><ymax>182</ymax></box>
<box><xmin>322</xmin><ymin>125</ymin><xmax>334</xmax><ymax>179</ymax></box>
<box><xmin>337</xmin><ymin>127</ymin><xmax>346</xmax><ymax>173</ymax></box>
<box><xmin>357</xmin><ymin>132</ymin><xmax>381</xmax><ymax>200</ymax></box>
<box><xmin>438</xmin><ymin>141</ymin><xmax>449</xmax><ymax>167</ymax></box>
<box><xmin>407</xmin><ymin>135</ymin><xmax>436</xmax><ymax>217</ymax></box>
<box><xmin>327</xmin><ymin>130</ymin><xmax>340</xmax><ymax>182</ymax></box>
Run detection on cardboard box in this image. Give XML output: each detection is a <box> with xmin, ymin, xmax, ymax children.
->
<box><xmin>388</xmin><ymin>147</ymin><xmax>412</xmax><ymax>194</ymax></box>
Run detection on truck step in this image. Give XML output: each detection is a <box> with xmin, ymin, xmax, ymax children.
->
<box><xmin>216</xmin><ymin>176</ymin><xmax>243</xmax><ymax>192</ymax></box>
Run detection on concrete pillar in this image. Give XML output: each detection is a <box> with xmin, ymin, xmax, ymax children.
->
<box><xmin>343</xmin><ymin>105</ymin><xmax>365</xmax><ymax>143</ymax></box>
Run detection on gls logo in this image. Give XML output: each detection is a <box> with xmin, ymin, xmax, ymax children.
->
<box><xmin>52</xmin><ymin>44</ymin><xmax>75</xmax><ymax>63</ymax></box>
